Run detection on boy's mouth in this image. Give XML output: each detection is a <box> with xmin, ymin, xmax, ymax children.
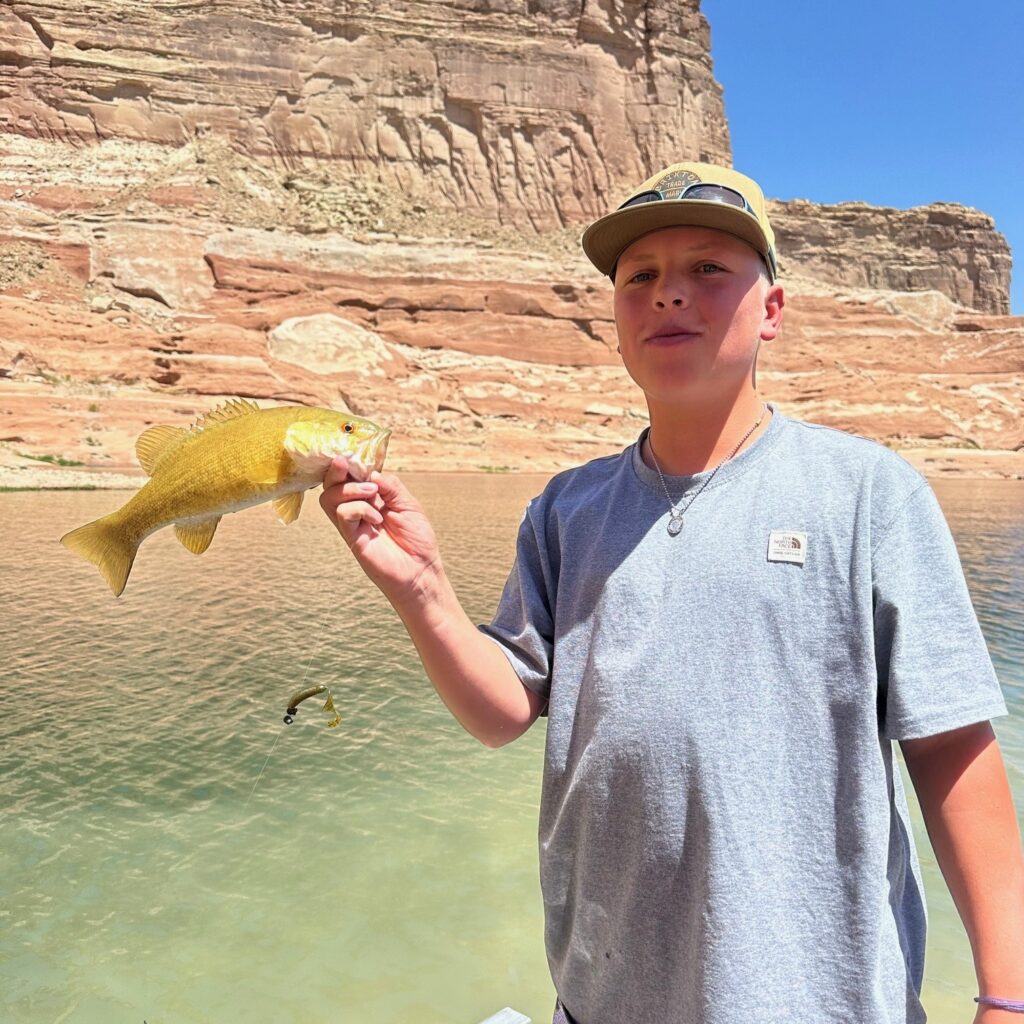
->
<box><xmin>645</xmin><ymin>329</ymin><xmax>701</xmax><ymax>345</ymax></box>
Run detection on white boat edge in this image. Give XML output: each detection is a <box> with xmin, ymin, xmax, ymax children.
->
<box><xmin>476</xmin><ymin>1008</ymin><xmax>532</xmax><ymax>1024</ymax></box>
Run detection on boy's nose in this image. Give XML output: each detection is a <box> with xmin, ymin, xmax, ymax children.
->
<box><xmin>655</xmin><ymin>290</ymin><xmax>690</xmax><ymax>309</ymax></box>
<box><xmin>651</xmin><ymin>270</ymin><xmax>691</xmax><ymax>308</ymax></box>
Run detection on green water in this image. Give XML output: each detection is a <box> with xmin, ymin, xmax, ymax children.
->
<box><xmin>1</xmin><ymin>474</ymin><xmax>1021</xmax><ymax>1024</ymax></box>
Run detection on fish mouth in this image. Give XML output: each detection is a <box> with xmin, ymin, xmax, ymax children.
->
<box><xmin>364</xmin><ymin>429</ymin><xmax>391</xmax><ymax>472</ymax></box>
<box><xmin>346</xmin><ymin>428</ymin><xmax>391</xmax><ymax>481</ymax></box>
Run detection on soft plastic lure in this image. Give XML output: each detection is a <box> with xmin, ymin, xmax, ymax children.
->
<box><xmin>283</xmin><ymin>684</ymin><xmax>341</xmax><ymax>728</ymax></box>
<box><xmin>244</xmin><ymin>636</ymin><xmax>340</xmax><ymax>811</ymax></box>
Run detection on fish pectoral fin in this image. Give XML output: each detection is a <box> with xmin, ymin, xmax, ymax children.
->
<box><xmin>173</xmin><ymin>517</ymin><xmax>222</xmax><ymax>554</ymax></box>
<box><xmin>272</xmin><ymin>491</ymin><xmax>304</xmax><ymax>525</ymax></box>
<box><xmin>135</xmin><ymin>425</ymin><xmax>191</xmax><ymax>476</ymax></box>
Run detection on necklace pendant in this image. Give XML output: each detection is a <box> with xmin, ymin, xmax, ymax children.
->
<box><xmin>667</xmin><ymin>514</ymin><xmax>684</xmax><ymax>536</ymax></box>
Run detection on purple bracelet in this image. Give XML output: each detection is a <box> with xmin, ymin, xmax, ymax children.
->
<box><xmin>975</xmin><ymin>996</ymin><xmax>1024</xmax><ymax>1013</ymax></box>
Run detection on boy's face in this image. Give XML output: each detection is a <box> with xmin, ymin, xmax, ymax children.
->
<box><xmin>612</xmin><ymin>225</ymin><xmax>783</xmax><ymax>410</ymax></box>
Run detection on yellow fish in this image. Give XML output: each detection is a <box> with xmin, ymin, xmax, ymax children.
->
<box><xmin>61</xmin><ymin>399</ymin><xmax>390</xmax><ymax>596</ymax></box>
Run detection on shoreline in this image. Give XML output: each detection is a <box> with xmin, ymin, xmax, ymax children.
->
<box><xmin>3</xmin><ymin>447</ymin><xmax>1022</xmax><ymax>491</ymax></box>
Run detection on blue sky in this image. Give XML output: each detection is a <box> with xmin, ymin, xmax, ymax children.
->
<box><xmin>701</xmin><ymin>1</ymin><xmax>1023</xmax><ymax>314</ymax></box>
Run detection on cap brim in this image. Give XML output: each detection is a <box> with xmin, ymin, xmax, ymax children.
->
<box><xmin>581</xmin><ymin>201</ymin><xmax>773</xmax><ymax>278</ymax></box>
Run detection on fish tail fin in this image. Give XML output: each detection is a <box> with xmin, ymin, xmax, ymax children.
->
<box><xmin>60</xmin><ymin>512</ymin><xmax>141</xmax><ymax>597</ymax></box>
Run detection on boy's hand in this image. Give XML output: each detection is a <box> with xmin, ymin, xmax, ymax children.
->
<box><xmin>319</xmin><ymin>457</ymin><xmax>443</xmax><ymax>608</ymax></box>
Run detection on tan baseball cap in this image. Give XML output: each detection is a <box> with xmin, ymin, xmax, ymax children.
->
<box><xmin>581</xmin><ymin>161</ymin><xmax>777</xmax><ymax>281</ymax></box>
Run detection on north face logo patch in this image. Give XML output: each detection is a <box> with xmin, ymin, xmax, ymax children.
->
<box><xmin>767</xmin><ymin>530</ymin><xmax>807</xmax><ymax>565</ymax></box>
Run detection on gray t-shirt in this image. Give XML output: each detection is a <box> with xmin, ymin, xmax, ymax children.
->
<box><xmin>480</xmin><ymin>407</ymin><xmax>1006</xmax><ymax>1024</ymax></box>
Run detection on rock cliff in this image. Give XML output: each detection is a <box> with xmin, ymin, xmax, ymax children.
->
<box><xmin>771</xmin><ymin>200</ymin><xmax>1012</xmax><ymax>317</ymax></box>
<box><xmin>0</xmin><ymin>0</ymin><xmax>730</xmax><ymax>229</ymax></box>
<box><xmin>0</xmin><ymin>1</ymin><xmax>1020</xmax><ymax>484</ymax></box>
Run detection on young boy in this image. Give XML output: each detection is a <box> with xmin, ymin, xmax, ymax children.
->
<box><xmin>320</xmin><ymin>163</ymin><xmax>1024</xmax><ymax>1024</ymax></box>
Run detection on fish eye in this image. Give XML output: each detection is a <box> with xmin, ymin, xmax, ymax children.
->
<box><xmin>343</xmin><ymin>422</ymin><xmax>353</xmax><ymax>433</ymax></box>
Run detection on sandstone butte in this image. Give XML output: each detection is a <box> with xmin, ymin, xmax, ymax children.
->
<box><xmin>0</xmin><ymin>0</ymin><xmax>1021</xmax><ymax>489</ymax></box>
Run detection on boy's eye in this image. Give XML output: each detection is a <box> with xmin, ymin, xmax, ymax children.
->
<box><xmin>698</xmin><ymin>263</ymin><xmax>723</xmax><ymax>274</ymax></box>
<box><xmin>629</xmin><ymin>271</ymin><xmax>654</xmax><ymax>284</ymax></box>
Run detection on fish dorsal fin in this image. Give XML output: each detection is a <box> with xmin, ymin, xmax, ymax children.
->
<box><xmin>272</xmin><ymin>491</ymin><xmax>304</xmax><ymax>524</ymax></box>
<box><xmin>174</xmin><ymin>517</ymin><xmax>222</xmax><ymax>554</ymax></box>
<box><xmin>196</xmin><ymin>398</ymin><xmax>261</xmax><ymax>429</ymax></box>
<box><xmin>135</xmin><ymin>425</ymin><xmax>191</xmax><ymax>475</ymax></box>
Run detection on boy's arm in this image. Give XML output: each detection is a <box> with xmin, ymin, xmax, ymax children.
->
<box><xmin>391</xmin><ymin>559</ymin><xmax>547</xmax><ymax>747</ymax></box>
<box><xmin>901</xmin><ymin>722</ymin><xmax>1024</xmax><ymax>1019</ymax></box>
<box><xmin>320</xmin><ymin>458</ymin><xmax>545</xmax><ymax>748</ymax></box>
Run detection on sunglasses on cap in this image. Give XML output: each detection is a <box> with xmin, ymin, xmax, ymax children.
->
<box><xmin>617</xmin><ymin>181</ymin><xmax>777</xmax><ymax>279</ymax></box>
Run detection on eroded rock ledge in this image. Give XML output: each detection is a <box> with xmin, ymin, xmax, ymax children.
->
<box><xmin>1</xmin><ymin>181</ymin><xmax>1021</xmax><ymax>480</ymax></box>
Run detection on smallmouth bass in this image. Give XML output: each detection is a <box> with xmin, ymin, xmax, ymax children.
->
<box><xmin>61</xmin><ymin>399</ymin><xmax>390</xmax><ymax>596</ymax></box>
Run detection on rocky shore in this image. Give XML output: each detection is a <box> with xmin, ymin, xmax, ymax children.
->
<box><xmin>3</xmin><ymin>433</ymin><xmax>1021</xmax><ymax>493</ymax></box>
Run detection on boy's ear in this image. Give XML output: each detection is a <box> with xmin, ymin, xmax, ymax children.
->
<box><xmin>760</xmin><ymin>284</ymin><xmax>785</xmax><ymax>342</ymax></box>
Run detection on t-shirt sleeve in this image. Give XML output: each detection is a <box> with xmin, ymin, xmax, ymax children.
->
<box><xmin>477</xmin><ymin>497</ymin><xmax>556</xmax><ymax>708</ymax></box>
<box><xmin>872</xmin><ymin>481</ymin><xmax>1007</xmax><ymax>740</ymax></box>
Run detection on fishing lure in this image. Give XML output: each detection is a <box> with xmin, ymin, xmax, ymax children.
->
<box><xmin>244</xmin><ymin>634</ymin><xmax>340</xmax><ymax>811</ymax></box>
<box><xmin>283</xmin><ymin>684</ymin><xmax>341</xmax><ymax>728</ymax></box>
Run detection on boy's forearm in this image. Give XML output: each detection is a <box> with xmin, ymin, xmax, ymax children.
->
<box><xmin>902</xmin><ymin>723</ymin><xmax>1024</xmax><ymax>996</ymax></box>
<box><xmin>390</xmin><ymin>564</ymin><xmax>543</xmax><ymax>748</ymax></box>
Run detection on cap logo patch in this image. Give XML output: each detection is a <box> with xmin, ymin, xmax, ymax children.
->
<box><xmin>653</xmin><ymin>169</ymin><xmax>701</xmax><ymax>198</ymax></box>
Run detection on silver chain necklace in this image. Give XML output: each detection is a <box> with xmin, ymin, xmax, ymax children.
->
<box><xmin>648</xmin><ymin>404</ymin><xmax>768</xmax><ymax>537</ymax></box>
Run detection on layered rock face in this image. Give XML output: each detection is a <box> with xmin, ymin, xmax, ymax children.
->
<box><xmin>1</xmin><ymin>145</ymin><xmax>1020</xmax><ymax>480</ymax></box>
<box><xmin>0</xmin><ymin>0</ymin><xmax>730</xmax><ymax>229</ymax></box>
<box><xmin>0</xmin><ymin>0</ymin><xmax>1012</xmax><ymax>305</ymax></box>
<box><xmin>0</xmin><ymin>1</ymin><xmax>1020</xmax><ymax>483</ymax></box>
<box><xmin>771</xmin><ymin>200</ymin><xmax>1012</xmax><ymax>316</ymax></box>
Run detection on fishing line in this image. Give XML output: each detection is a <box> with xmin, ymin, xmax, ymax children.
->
<box><xmin>244</xmin><ymin>729</ymin><xmax>283</xmax><ymax>813</ymax></box>
<box><xmin>244</xmin><ymin>616</ymin><xmax>329</xmax><ymax>811</ymax></box>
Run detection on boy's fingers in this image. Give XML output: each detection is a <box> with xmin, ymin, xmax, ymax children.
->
<box><xmin>340</xmin><ymin>480</ymin><xmax>379</xmax><ymax>501</ymax></box>
<box><xmin>334</xmin><ymin>499</ymin><xmax>383</xmax><ymax>529</ymax></box>
<box><xmin>322</xmin><ymin>457</ymin><xmax>350</xmax><ymax>489</ymax></box>
<box><xmin>370</xmin><ymin>470</ymin><xmax>417</xmax><ymax>509</ymax></box>
<box><xmin>320</xmin><ymin>480</ymin><xmax>378</xmax><ymax>517</ymax></box>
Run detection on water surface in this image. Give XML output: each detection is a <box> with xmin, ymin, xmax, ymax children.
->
<box><xmin>1</xmin><ymin>474</ymin><xmax>1020</xmax><ymax>1024</ymax></box>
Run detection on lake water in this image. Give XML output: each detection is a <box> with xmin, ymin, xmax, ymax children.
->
<box><xmin>1</xmin><ymin>474</ymin><xmax>1021</xmax><ymax>1024</ymax></box>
